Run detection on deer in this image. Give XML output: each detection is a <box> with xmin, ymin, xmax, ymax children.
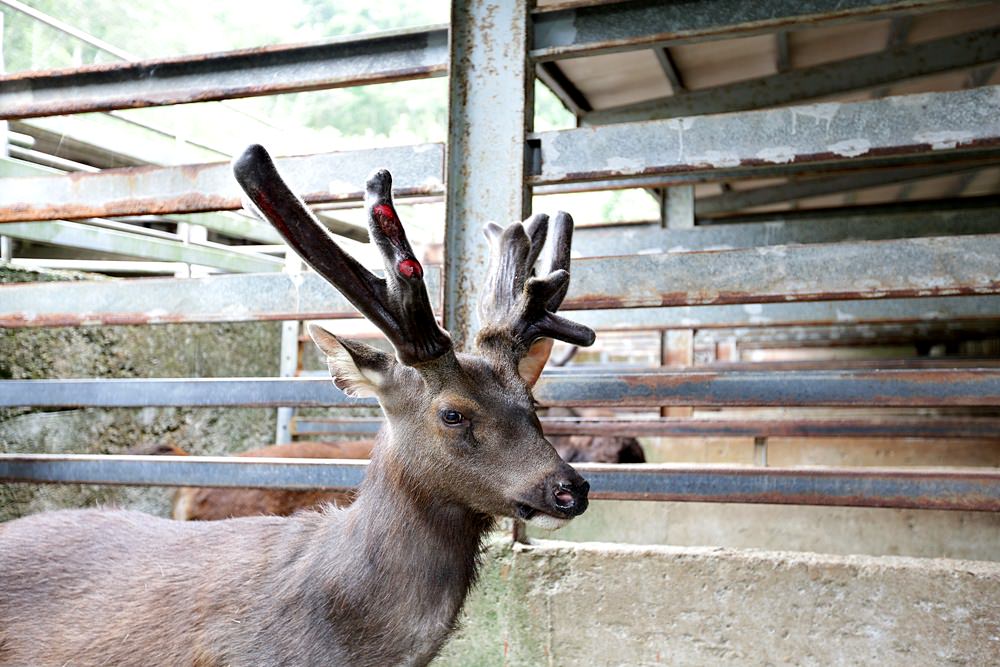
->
<box><xmin>0</xmin><ymin>144</ymin><xmax>595</xmax><ymax>667</ymax></box>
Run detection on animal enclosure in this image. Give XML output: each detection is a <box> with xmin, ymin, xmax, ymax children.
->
<box><xmin>1</xmin><ymin>1</ymin><xmax>999</xmax><ymax>664</ymax></box>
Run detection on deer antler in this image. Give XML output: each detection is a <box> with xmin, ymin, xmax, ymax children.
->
<box><xmin>233</xmin><ymin>144</ymin><xmax>452</xmax><ymax>365</ymax></box>
<box><xmin>476</xmin><ymin>212</ymin><xmax>596</xmax><ymax>361</ymax></box>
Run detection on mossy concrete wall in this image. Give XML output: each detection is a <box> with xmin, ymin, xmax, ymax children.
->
<box><xmin>436</xmin><ymin>538</ymin><xmax>1000</xmax><ymax>667</ymax></box>
<box><xmin>0</xmin><ymin>264</ymin><xmax>281</xmax><ymax>521</ymax></box>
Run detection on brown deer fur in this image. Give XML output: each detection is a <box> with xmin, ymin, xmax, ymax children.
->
<box><xmin>0</xmin><ymin>148</ymin><xmax>594</xmax><ymax>667</ymax></box>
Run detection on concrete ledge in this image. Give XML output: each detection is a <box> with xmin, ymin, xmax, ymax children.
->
<box><xmin>437</xmin><ymin>539</ymin><xmax>1000</xmax><ymax>666</ymax></box>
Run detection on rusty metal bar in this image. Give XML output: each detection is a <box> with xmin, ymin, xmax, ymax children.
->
<box><xmin>583</xmin><ymin>28</ymin><xmax>1000</xmax><ymax>124</ymax></box>
<box><xmin>293</xmin><ymin>415</ymin><xmax>1000</xmax><ymax>440</ymax></box>
<box><xmin>563</xmin><ymin>234</ymin><xmax>1000</xmax><ymax>310</ymax></box>
<box><xmin>2</xmin><ymin>366</ymin><xmax>999</xmax><ymax>408</ymax></box>
<box><xmin>0</xmin><ymin>143</ymin><xmax>444</xmax><ymax>222</ymax></box>
<box><xmin>531</xmin><ymin>0</ymin><xmax>965</xmax><ymax>61</ymax></box>
<box><xmin>1</xmin><ymin>454</ymin><xmax>996</xmax><ymax>511</ymax></box>
<box><xmin>531</xmin><ymin>86</ymin><xmax>1000</xmax><ymax>186</ymax></box>
<box><xmin>0</xmin><ymin>26</ymin><xmax>448</xmax><ymax>120</ymax></box>
<box><xmin>0</xmin><ymin>269</ymin><xmax>440</xmax><ymax>327</ymax></box>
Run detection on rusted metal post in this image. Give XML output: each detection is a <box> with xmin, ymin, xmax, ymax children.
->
<box><xmin>444</xmin><ymin>0</ymin><xmax>533</xmax><ymax>350</ymax></box>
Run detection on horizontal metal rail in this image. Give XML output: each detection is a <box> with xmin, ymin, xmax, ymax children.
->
<box><xmin>571</xmin><ymin>206</ymin><xmax>1000</xmax><ymax>257</ymax></box>
<box><xmin>531</xmin><ymin>0</ymin><xmax>963</xmax><ymax>61</ymax></box>
<box><xmin>0</xmin><ymin>144</ymin><xmax>445</xmax><ymax>222</ymax></box>
<box><xmin>531</xmin><ymin>86</ymin><xmax>1000</xmax><ymax>186</ymax></box>
<box><xmin>1</xmin><ymin>454</ymin><xmax>996</xmax><ymax>511</ymax></box>
<box><xmin>3</xmin><ymin>233</ymin><xmax>998</xmax><ymax>326</ymax></box>
<box><xmin>573</xmin><ymin>296</ymin><xmax>1000</xmax><ymax>332</ymax></box>
<box><xmin>0</xmin><ymin>26</ymin><xmax>449</xmax><ymax>119</ymax></box>
<box><xmin>563</xmin><ymin>233</ymin><xmax>1000</xmax><ymax>310</ymax></box>
<box><xmin>0</xmin><ymin>219</ymin><xmax>283</xmax><ymax>273</ymax></box>
<box><xmin>582</xmin><ymin>28</ymin><xmax>1000</xmax><ymax>123</ymax></box>
<box><xmin>0</xmin><ymin>1</ymin><xmax>953</xmax><ymax>119</ymax></box>
<box><xmin>293</xmin><ymin>416</ymin><xmax>1000</xmax><ymax>440</ymax></box>
<box><xmin>2</xmin><ymin>367</ymin><xmax>999</xmax><ymax>408</ymax></box>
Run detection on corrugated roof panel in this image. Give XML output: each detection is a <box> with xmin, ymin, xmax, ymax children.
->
<box><xmin>557</xmin><ymin>49</ymin><xmax>671</xmax><ymax>109</ymax></box>
<box><xmin>789</xmin><ymin>19</ymin><xmax>889</xmax><ymax>68</ymax></box>
<box><xmin>669</xmin><ymin>34</ymin><xmax>777</xmax><ymax>90</ymax></box>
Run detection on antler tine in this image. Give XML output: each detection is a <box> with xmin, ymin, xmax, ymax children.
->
<box><xmin>476</xmin><ymin>211</ymin><xmax>595</xmax><ymax>362</ymax></box>
<box><xmin>233</xmin><ymin>144</ymin><xmax>451</xmax><ymax>365</ymax></box>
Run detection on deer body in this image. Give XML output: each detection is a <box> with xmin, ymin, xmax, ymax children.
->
<box><xmin>0</xmin><ymin>448</ymin><xmax>485</xmax><ymax>666</ymax></box>
<box><xmin>0</xmin><ymin>145</ymin><xmax>594</xmax><ymax>666</ymax></box>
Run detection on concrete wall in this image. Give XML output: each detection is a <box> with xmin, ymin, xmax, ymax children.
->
<box><xmin>436</xmin><ymin>538</ymin><xmax>1000</xmax><ymax>667</ymax></box>
<box><xmin>0</xmin><ymin>265</ymin><xmax>282</xmax><ymax>521</ymax></box>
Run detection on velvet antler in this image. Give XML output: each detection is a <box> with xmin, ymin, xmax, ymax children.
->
<box><xmin>475</xmin><ymin>212</ymin><xmax>595</xmax><ymax>362</ymax></box>
<box><xmin>233</xmin><ymin>144</ymin><xmax>452</xmax><ymax>365</ymax></box>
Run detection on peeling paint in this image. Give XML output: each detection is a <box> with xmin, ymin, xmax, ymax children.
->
<box><xmin>913</xmin><ymin>131</ymin><xmax>975</xmax><ymax>150</ymax></box>
<box><xmin>828</xmin><ymin>139</ymin><xmax>871</xmax><ymax>158</ymax></box>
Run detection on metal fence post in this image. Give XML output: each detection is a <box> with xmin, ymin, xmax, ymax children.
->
<box><xmin>444</xmin><ymin>0</ymin><xmax>534</xmax><ymax>350</ymax></box>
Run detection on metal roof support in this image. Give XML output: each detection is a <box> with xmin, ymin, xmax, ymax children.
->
<box><xmin>0</xmin><ymin>26</ymin><xmax>449</xmax><ymax>119</ymax></box>
<box><xmin>444</xmin><ymin>0</ymin><xmax>533</xmax><ymax>350</ymax></box>
<box><xmin>532</xmin><ymin>86</ymin><xmax>1000</xmax><ymax>186</ymax></box>
<box><xmin>0</xmin><ymin>143</ymin><xmax>445</xmax><ymax>222</ymax></box>
<box><xmin>583</xmin><ymin>28</ymin><xmax>1000</xmax><ymax>124</ymax></box>
<box><xmin>2</xmin><ymin>365</ymin><xmax>1000</xmax><ymax>408</ymax></box>
<box><xmin>531</xmin><ymin>0</ymin><xmax>964</xmax><ymax>61</ymax></box>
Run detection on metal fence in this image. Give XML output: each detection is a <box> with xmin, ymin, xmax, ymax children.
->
<box><xmin>2</xmin><ymin>0</ymin><xmax>999</xmax><ymax>513</ymax></box>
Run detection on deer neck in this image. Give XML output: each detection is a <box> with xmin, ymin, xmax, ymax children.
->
<box><xmin>320</xmin><ymin>440</ymin><xmax>493</xmax><ymax>661</ymax></box>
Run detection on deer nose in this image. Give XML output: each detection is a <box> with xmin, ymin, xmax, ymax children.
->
<box><xmin>551</xmin><ymin>474</ymin><xmax>590</xmax><ymax>516</ymax></box>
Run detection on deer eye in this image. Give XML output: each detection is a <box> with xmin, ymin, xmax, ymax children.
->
<box><xmin>440</xmin><ymin>409</ymin><xmax>466</xmax><ymax>427</ymax></box>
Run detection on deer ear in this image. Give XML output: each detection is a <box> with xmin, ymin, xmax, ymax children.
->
<box><xmin>308</xmin><ymin>324</ymin><xmax>393</xmax><ymax>398</ymax></box>
<box><xmin>517</xmin><ymin>338</ymin><xmax>554</xmax><ymax>388</ymax></box>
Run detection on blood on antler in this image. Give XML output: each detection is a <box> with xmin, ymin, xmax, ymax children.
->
<box><xmin>476</xmin><ymin>212</ymin><xmax>596</xmax><ymax>362</ymax></box>
<box><xmin>232</xmin><ymin>144</ymin><xmax>452</xmax><ymax>365</ymax></box>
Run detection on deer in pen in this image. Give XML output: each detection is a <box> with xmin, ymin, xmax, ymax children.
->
<box><xmin>0</xmin><ymin>144</ymin><xmax>594</xmax><ymax>667</ymax></box>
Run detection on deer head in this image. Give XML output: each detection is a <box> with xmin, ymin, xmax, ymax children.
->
<box><xmin>233</xmin><ymin>145</ymin><xmax>595</xmax><ymax>529</ymax></box>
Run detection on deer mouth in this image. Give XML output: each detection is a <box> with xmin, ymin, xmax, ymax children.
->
<box><xmin>514</xmin><ymin>502</ymin><xmax>573</xmax><ymax>530</ymax></box>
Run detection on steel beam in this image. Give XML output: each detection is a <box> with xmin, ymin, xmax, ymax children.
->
<box><xmin>562</xmin><ymin>234</ymin><xmax>1000</xmax><ymax>310</ymax></box>
<box><xmin>2</xmin><ymin>367</ymin><xmax>999</xmax><ymax>408</ymax></box>
<box><xmin>584</xmin><ymin>28</ymin><xmax>1000</xmax><ymax>124</ymax></box>
<box><xmin>293</xmin><ymin>415</ymin><xmax>1000</xmax><ymax>440</ymax></box>
<box><xmin>572</xmin><ymin>206</ymin><xmax>1000</xmax><ymax>256</ymax></box>
<box><xmin>531</xmin><ymin>86</ymin><xmax>1000</xmax><ymax>186</ymax></box>
<box><xmin>0</xmin><ymin>219</ymin><xmax>282</xmax><ymax>273</ymax></box>
<box><xmin>531</xmin><ymin>0</ymin><xmax>964</xmax><ymax>61</ymax></box>
<box><xmin>0</xmin><ymin>26</ymin><xmax>449</xmax><ymax>120</ymax></box>
<box><xmin>0</xmin><ymin>269</ymin><xmax>441</xmax><ymax>327</ymax></box>
<box><xmin>1</xmin><ymin>454</ymin><xmax>996</xmax><ymax>511</ymax></box>
<box><xmin>0</xmin><ymin>143</ymin><xmax>445</xmax><ymax>222</ymax></box>
<box><xmin>444</xmin><ymin>0</ymin><xmax>533</xmax><ymax>350</ymax></box>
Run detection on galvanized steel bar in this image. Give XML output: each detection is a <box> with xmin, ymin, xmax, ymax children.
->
<box><xmin>444</xmin><ymin>0</ymin><xmax>533</xmax><ymax>350</ymax></box>
<box><xmin>0</xmin><ymin>26</ymin><xmax>449</xmax><ymax>120</ymax></box>
<box><xmin>531</xmin><ymin>0</ymin><xmax>965</xmax><ymax>61</ymax></box>
<box><xmin>0</xmin><ymin>219</ymin><xmax>283</xmax><ymax>273</ymax></box>
<box><xmin>574</xmin><ymin>463</ymin><xmax>1000</xmax><ymax>511</ymax></box>
<box><xmin>0</xmin><ymin>269</ymin><xmax>441</xmax><ymax>327</ymax></box>
<box><xmin>293</xmin><ymin>416</ymin><xmax>1000</xmax><ymax>439</ymax></box>
<box><xmin>572</xmin><ymin>206</ymin><xmax>1000</xmax><ymax>257</ymax></box>
<box><xmin>562</xmin><ymin>234</ymin><xmax>1000</xmax><ymax>310</ymax></box>
<box><xmin>1</xmin><ymin>454</ymin><xmax>996</xmax><ymax>511</ymax></box>
<box><xmin>531</xmin><ymin>86</ymin><xmax>1000</xmax><ymax>186</ymax></box>
<box><xmin>2</xmin><ymin>367</ymin><xmax>999</xmax><ymax>408</ymax></box>
<box><xmin>583</xmin><ymin>28</ymin><xmax>1000</xmax><ymax>124</ymax></box>
<box><xmin>0</xmin><ymin>143</ymin><xmax>445</xmax><ymax>222</ymax></box>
